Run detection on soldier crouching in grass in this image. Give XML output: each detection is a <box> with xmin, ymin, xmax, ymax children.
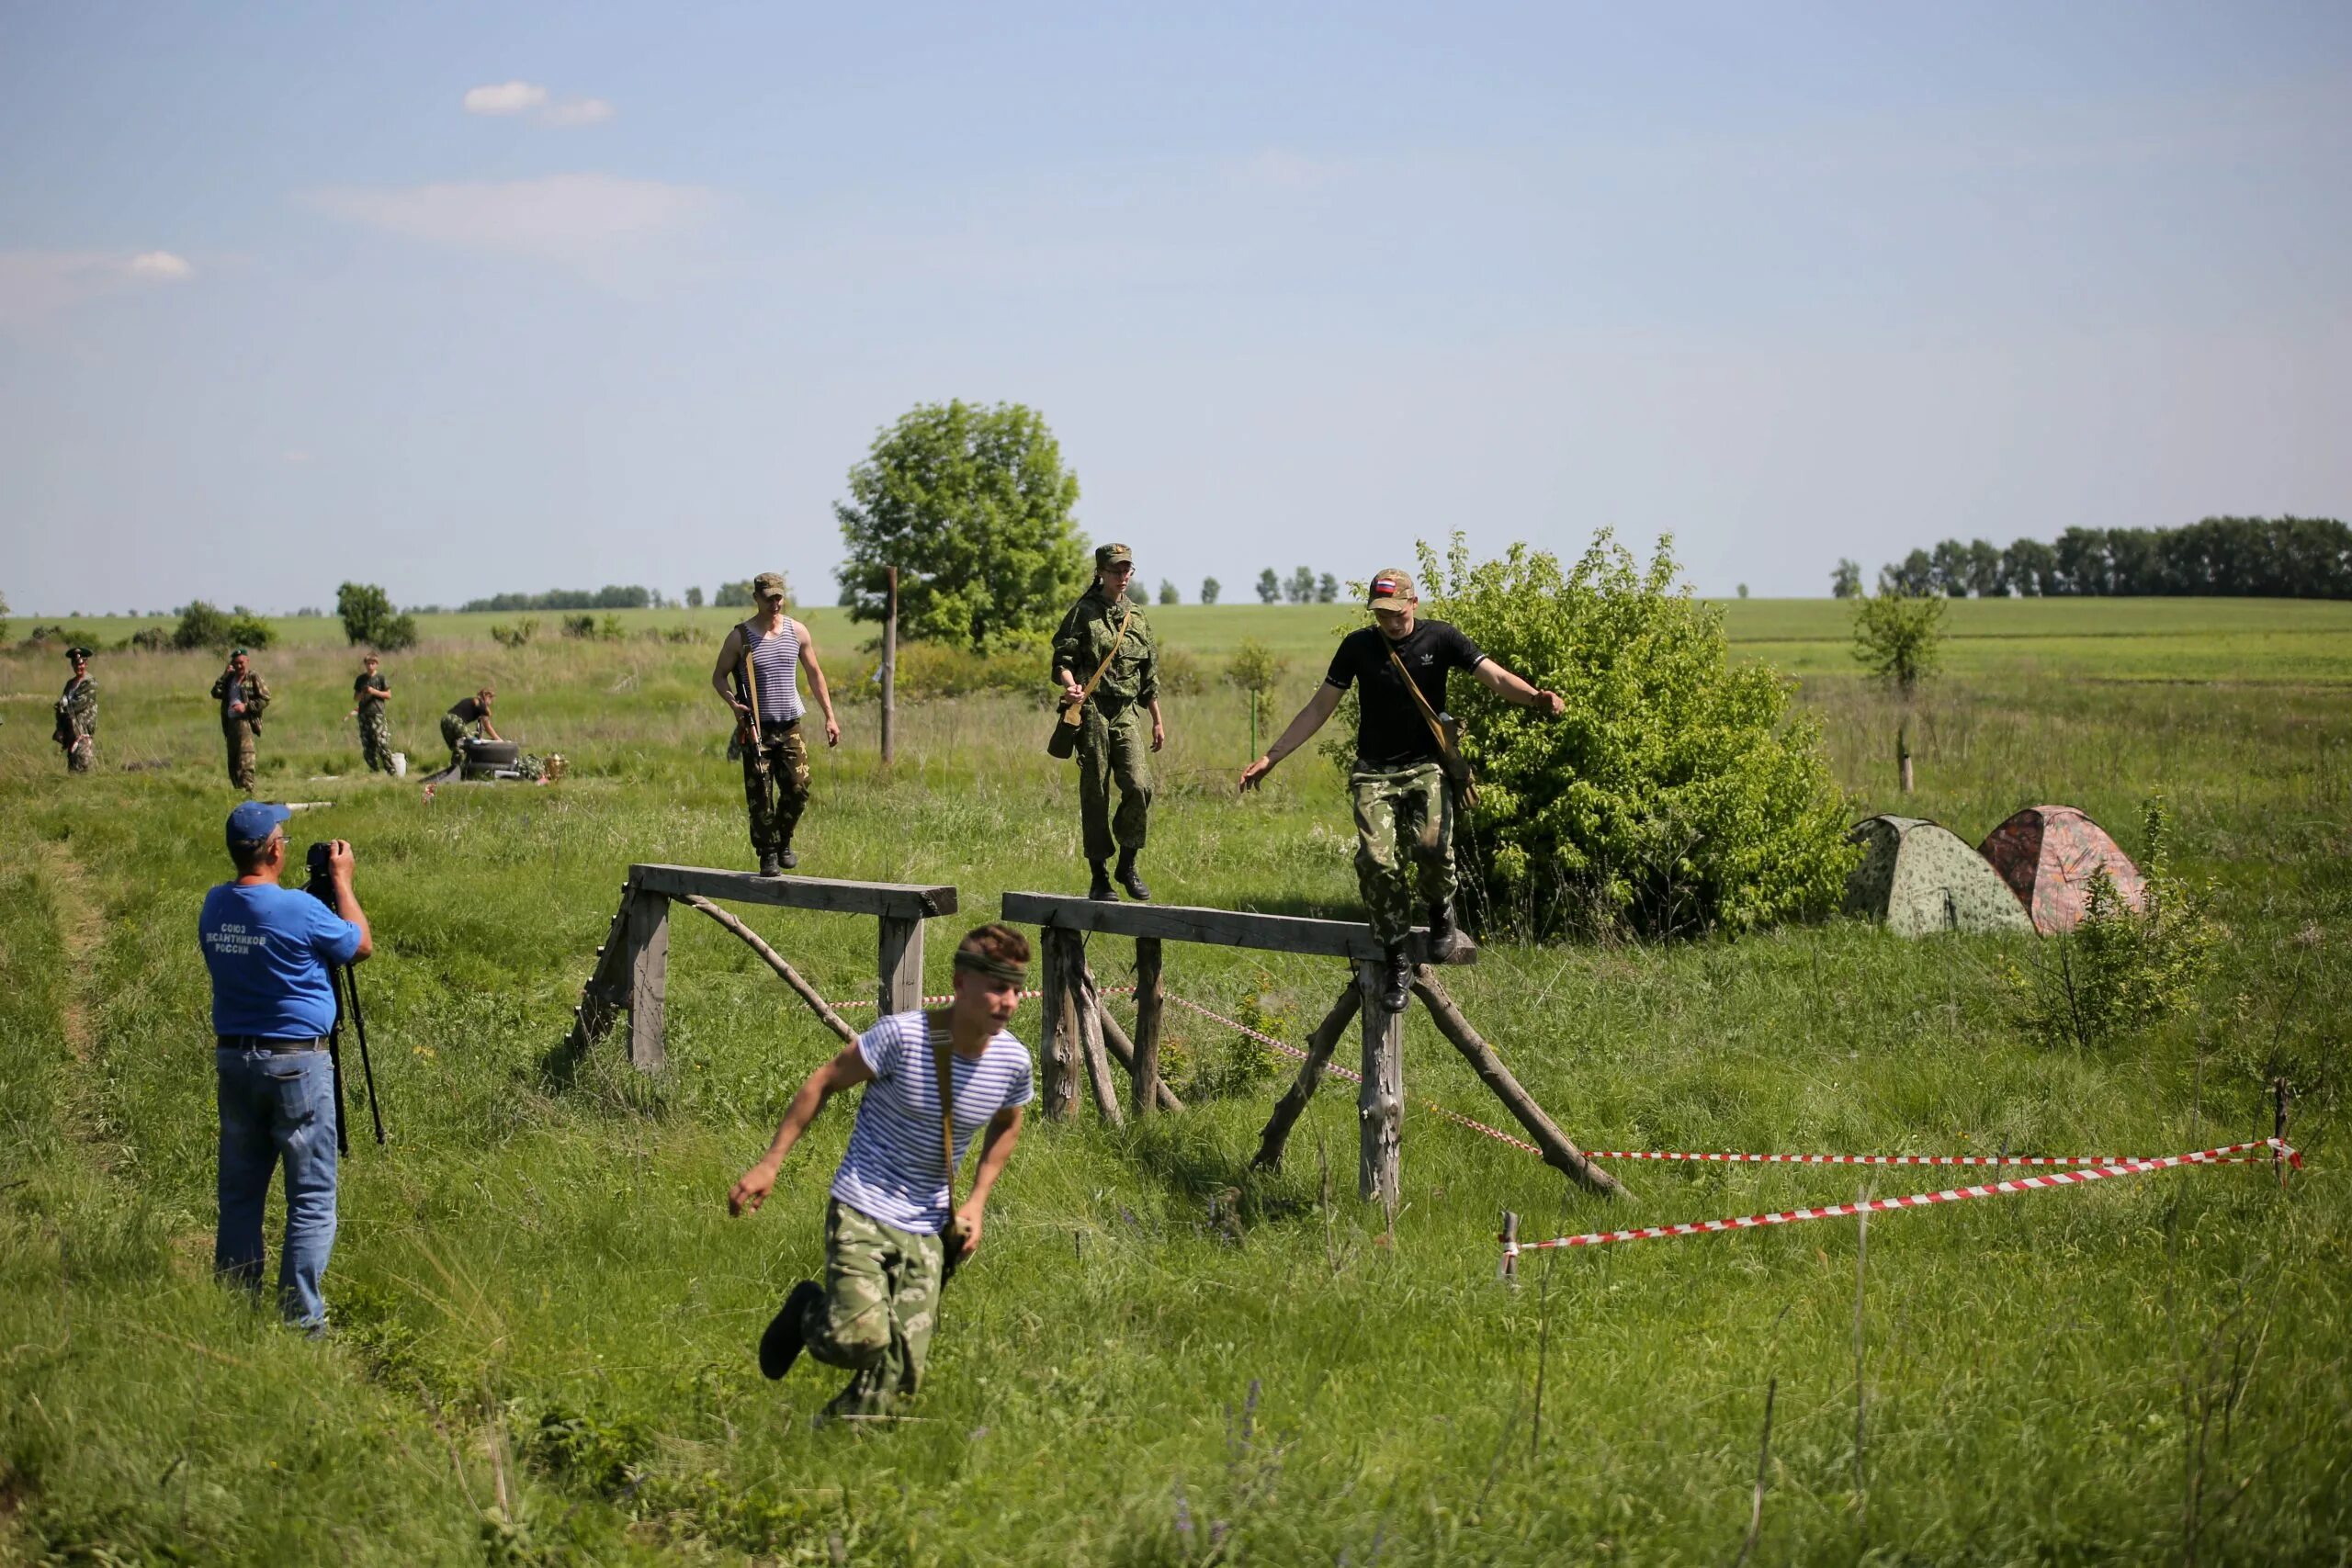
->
<box><xmin>729</xmin><ymin>923</ymin><xmax>1034</xmax><ymax>1419</ymax></box>
<box><xmin>439</xmin><ymin>685</ymin><xmax>501</xmax><ymax>772</ymax></box>
<box><xmin>1240</xmin><ymin>567</ymin><xmax>1564</xmax><ymax>1012</ymax></box>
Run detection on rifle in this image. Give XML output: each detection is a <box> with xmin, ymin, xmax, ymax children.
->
<box><xmin>304</xmin><ymin>843</ymin><xmax>387</xmax><ymax>1154</ymax></box>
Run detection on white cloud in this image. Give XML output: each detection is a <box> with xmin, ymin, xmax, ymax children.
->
<box><xmin>463</xmin><ymin>80</ymin><xmax>548</xmax><ymax>116</ymax></box>
<box><xmin>0</xmin><ymin>249</ymin><xmax>194</xmax><ymax>329</ymax></box>
<box><xmin>543</xmin><ymin>96</ymin><xmax>615</xmax><ymax>128</ymax></box>
<box><xmin>304</xmin><ymin>174</ymin><xmax>716</xmax><ymax>268</ymax></box>
<box><xmin>128</xmin><ymin>250</ymin><xmax>194</xmax><ymax>280</ymax></box>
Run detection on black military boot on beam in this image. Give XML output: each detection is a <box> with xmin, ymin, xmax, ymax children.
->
<box><xmin>775</xmin><ymin>844</ymin><xmax>797</xmax><ymax>871</ymax></box>
<box><xmin>1379</xmin><ymin>943</ymin><xmax>1413</xmax><ymax>1012</ymax></box>
<box><xmin>1115</xmin><ymin>850</ymin><xmax>1151</xmax><ymax>902</ymax></box>
<box><xmin>758</xmin><ymin>850</ymin><xmax>782</xmax><ymax>877</ymax></box>
<box><xmin>1427</xmin><ymin>900</ymin><xmax>1476</xmax><ymax>964</ymax></box>
<box><xmin>1089</xmin><ymin>860</ymin><xmax>1116</xmax><ymax>901</ymax></box>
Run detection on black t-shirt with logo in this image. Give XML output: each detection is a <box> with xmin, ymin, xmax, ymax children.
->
<box><xmin>354</xmin><ymin>672</ymin><xmax>388</xmax><ymax>708</ymax></box>
<box><xmin>1323</xmin><ymin>619</ymin><xmax>1487</xmax><ymax>767</ymax></box>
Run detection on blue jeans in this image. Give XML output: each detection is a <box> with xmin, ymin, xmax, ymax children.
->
<box><xmin>215</xmin><ymin>1047</ymin><xmax>339</xmax><ymax>1328</ymax></box>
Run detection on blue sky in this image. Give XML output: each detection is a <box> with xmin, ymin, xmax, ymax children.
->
<box><xmin>4</xmin><ymin>1</ymin><xmax>2347</xmax><ymax>614</ymax></box>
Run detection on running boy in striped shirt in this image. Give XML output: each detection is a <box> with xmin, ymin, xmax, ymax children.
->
<box><xmin>729</xmin><ymin>923</ymin><xmax>1035</xmax><ymax>1417</ymax></box>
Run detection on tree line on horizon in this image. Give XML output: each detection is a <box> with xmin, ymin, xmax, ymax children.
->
<box><xmin>1835</xmin><ymin>515</ymin><xmax>2350</xmax><ymax>600</ymax></box>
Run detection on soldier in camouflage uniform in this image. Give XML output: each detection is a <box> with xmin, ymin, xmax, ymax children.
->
<box><xmin>439</xmin><ymin>686</ymin><xmax>501</xmax><ymax>773</ymax></box>
<box><xmin>709</xmin><ymin>572</ymin><xmax>841</xmax><ymax>875</ymax></box>
<box><xmin>729</xmin><ymin>924</ymin><xmax>1034</xmax><ymax>1419</ymax></box>
<box><xmin>347</xmin><ymin>653</ymin><xmax>397</xmax><ymax>773</ymax></box>
<box><xmin>54</xmin><ymin>646</ymin><xmax>97</xmax><ymax>773</ymax></box>
<box><xmin>1240</xmin><ymin>569</ymin><xmax>1563</xmax><ymax>1011</ymax></box>
<box><xmin>1052</xmin><ymin>544</ymin><xmax>1166</xmax><ymax>901</ymax></box>
<box><xmin>210</xmin><ymin>649</ymin><xmax>272</xmax><ymax>792</ymax></box>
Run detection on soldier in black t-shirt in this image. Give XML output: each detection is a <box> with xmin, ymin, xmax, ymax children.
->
<box><xmin>1240</xmin><ymin>568</ymin><xmax>1563</xmax><ymax>1010</ymax></box>
<box><xmin>347</xmin><ymin>654</ymin><xmax>396</xmax><ymax>774</ymax></box>
<box><xmin>440</xmin><ymin>687</ymin><xmax>502</xmax><ymax>771</ymax></box>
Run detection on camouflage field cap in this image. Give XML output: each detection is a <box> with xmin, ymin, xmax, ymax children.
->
<box><xmin>1095</xmin><ymin>543</ymin><xmax>1134</xmax><ymax>569</ymax></box>
<box><xmin>1367</xmin><ymin>569</ymin><xmax>1418</xmax><ymax>610</ymax></box>
<box><xmin>752</xmin><ymin>571</ymin><xmax>788</xmax><ymax>602</ymax></box>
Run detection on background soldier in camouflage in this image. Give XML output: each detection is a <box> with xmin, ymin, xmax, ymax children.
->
<box><xmin>1240</xmin><ymin>568</ymin><xmax>1563</xmax><ymax>1010</ymax></box>
<box><xmin>210</xmin><ymin>649</ymin><xmax>271</xmax><ymax>792</ymax></box>
<box><xmin>54</xmin><ymin>646</ymin><xmax>97</xmax><ymax>773</ymax></box>
<box><xmin>346</xmin><ymin>653</ymin><xmax>396</xmax><ymax>773</ymax></box>
<box><xmin>709</xmin><ymin>571</ymin><xmax>840</xmax><ymax>875</ymax></box>
<box><xmin>439</xmin><ymin>686</ymin><xmax>501</xmax><ymax>772</ymax></box>
<box><xmin>729</xmin><ymin>924</ymin><xmax>1034</xmax><ymax>1419</ymax></box>
<box><xmin>1052</xmin><ymin>543</ymin><xmax>1166</xmax><ymax>901</ymax></box>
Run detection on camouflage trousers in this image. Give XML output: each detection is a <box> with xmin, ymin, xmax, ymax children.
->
<box><xmin>438</xmin><ymin>712</ymin><xmax>480</xmax><ymax>771</ymax></box>
<box><xmin>64</xmin><ymin>734</ymin><xmax>94</xmax><ymax>773</ymax></box>
<box><xmin>223</xmin><ymin>719</ymin><xmax>258</xmax><ymax>792</ymax></box>
<box><xmin>798</xmin><ymin>1199</ymin><xmax>944</xmax><ymax>1417</ymax></box>
<box><xmin>1077</xmin><ymin>700</ymin><xmax>1152</xmax><ymax>862</ymax></box>
<box><xmin>357</xmin><ymin>706</ymin><xmax>396</xmax><ymax>774</ymax></box>
<box><xmin>1351</xmin><ymin>760</ymin><xmax>1455</xmax><ymax>947</ymax></box>
<box><xmin>740</xmin><ymin>719</ymin><xmax>811</xmax><ymax>855</ymax></box>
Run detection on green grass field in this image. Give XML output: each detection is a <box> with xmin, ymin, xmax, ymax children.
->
<box><xmin>1</xmin><ymin>600</ymin><xmax>2346</xmax><ymax>1563</ymax></box>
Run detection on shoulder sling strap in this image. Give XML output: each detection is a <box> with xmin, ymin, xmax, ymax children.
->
<box><xmin>1057</xmin><ymin>602</ymin><xmax>1137</xmax><ymax>733</ymax></box>
<box><xmin>1385</xmin><ymin>640</ymin><xmax>1479</xmax><ymax>807</ymax></box>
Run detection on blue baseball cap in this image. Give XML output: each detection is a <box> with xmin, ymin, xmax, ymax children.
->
<box><xmin>225</xmin><ymin>800</ymin><xmax>291</xmax><ymax>849</ymax></box>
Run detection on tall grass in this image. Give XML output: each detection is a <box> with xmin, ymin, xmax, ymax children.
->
<box><xmin>0</xmin><ymin>611</ymin><xmax>2345</xmax><ymax>1563</ymax></box>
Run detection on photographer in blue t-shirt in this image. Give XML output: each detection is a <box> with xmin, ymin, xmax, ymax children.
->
<box><xmin>198</xmin><ymin>801</ymin><xmax>371</xmax><ymax>1330</ymax></box>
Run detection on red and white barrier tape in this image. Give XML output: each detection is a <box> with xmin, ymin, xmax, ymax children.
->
<box><xmin>1585</xmin><ymin>1148</ymin><xmax>2185</xmax><ymax>1168</ymax></box>
<box><xmin>1507</xmin><ymin>1139</ymin><xmax>2301</xmax><ymax>1255</ymax></box>
<box><xmin>821</xmin><ymin>985</ymin><xmax>1137</xmax><ymax>1011</ymax></box>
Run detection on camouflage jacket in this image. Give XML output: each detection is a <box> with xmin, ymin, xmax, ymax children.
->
<box><xmin>211</xmin><ymin>671</ymin><xmax>271</xmax><ymax>730</ymax></box>
<box><xmin>1051</xmin><ymin>587</ymin><xmax>1156</xmax><ymax>705</ymax></box>
<box><xmin>55</xmin><ymin>676</ymin><xmax>96</xmax><ymax>743</ymax></box>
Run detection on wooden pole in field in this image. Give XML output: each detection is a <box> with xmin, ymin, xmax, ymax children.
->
<box><xmin>1252</xmin><ymin>981</ymin><xmax>1363</xmax><ymax>1170</ymax></box>
<box><xmin>1097</xmin><ymin>1002</ymin><xmax>1185</xmax><ymax>1113</ymax></box>
<box><xmin>1072</xmin><ymin>954</ymin><xmax>1125</xmax><ymax>1126</ymax></box>
<box><xmin>1411</xmin><ymin>970</ymin><xmax>1628</xmax><ymax>1199</ymax></box>
<box><xmin>1131</xmin><ymin>936</ymin><xmax>1164</xmax><ymax>1120</ymax></box>
<box><xmin>880</xmin><ymin>566</ymin><xmax>898</xmax><ymax>765</ymax></box>
<box><xmin>1357</xmin><ymin>959</ymin><xmax>1404</xmax><ymax>1205</ymax></box>
<box><xmin>678</xmin><ymin>895</ymin><xmax>860</xmax><ymax>1047</ymax></box>
<box><xmin>1038</xmin><ymin>928</ymin><xmax>1080</xmax><ymax>1121</ymax></box>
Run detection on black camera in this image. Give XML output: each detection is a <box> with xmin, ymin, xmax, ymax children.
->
<box><xmin>305</xmin><ymin>840</ymin><xmax>334</xmax><ymax>897</ymax></box>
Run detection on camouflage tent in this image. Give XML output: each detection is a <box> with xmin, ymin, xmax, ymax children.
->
<box><xmin>1843</xmin><ymin>815</ymin><xmax>2033</xmax><ymax>936</ymax></box>
<box><xmin>1978</xmin><ymin>805</ymin><xmax>2145</xmax><ymax>935</ymax></box>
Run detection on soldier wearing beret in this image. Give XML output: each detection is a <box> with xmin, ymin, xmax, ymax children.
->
<box><xmin>210</xmin><ymin>649</ymin><xmax>272</xmax><ymax>792</ymax></box>
<box><xmin>1052</xmin><ymin>543</ymin><xmax>1165</xmax><ymax>901</ymax></box>
<box><xmin>711</xmin><ymin>570</ymin><xmax>841</xmax><ymax>875</ymax></box>
<box><xmin>54</xmin><ymin>645</ymin><xmax>97</xmax><ymax>773</ymax></box>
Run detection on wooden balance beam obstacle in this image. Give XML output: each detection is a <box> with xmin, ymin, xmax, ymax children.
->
<box><xmin>998</xmin><ymin>893</ymin><xmax>1625</xmax><ymax>1207</ymax></box>
<box><xmin>564</xmin><ymin>865</ymin><xmax>957</xmax><ymax>1069</ymax></box>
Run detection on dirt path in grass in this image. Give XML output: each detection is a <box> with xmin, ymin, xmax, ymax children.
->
<box><xmin>37</xmin><ymin>840</ymin><xmax>105</xmax><ymax>1065</ymax></box>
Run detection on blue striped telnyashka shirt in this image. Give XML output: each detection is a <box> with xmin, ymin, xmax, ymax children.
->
<box><xmin>744</xmin><ymin>620</ymin><xmax>806</xmax><ymax>722</ymax></box>
<box><xmin>831</xmin><ymin>1010</ymin><xmax>1034</xmax><ymax>1235</ymax></box>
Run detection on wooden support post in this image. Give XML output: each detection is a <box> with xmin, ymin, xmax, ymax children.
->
<box><xmin>1357</xmin><ymin>959</ymin><xmax>1403</xmax><ymax>1206</ymax></box>
<box><xmin>1072</xmin><ymin>956</ymin><xmax>1125</xmax><ymax>1127</ymax></box>
<box><xmin>1251</xmin><ymin>981</ymin><xmax>1363</xmax><ymax>1170</ymax></box>
<box><xmin>1096</xmin><ymin>1003</ymin><xmax>1185</xmax><ymax>1113</ymax></box>
<box><xmin>564</xmin><ymin>887</ymin><xmax>637</xmax><ymax>1055</ymax></box>
<box><xmin>1038</xmin><ymin>929</ymin><xmax>1080</xmax><ymax>1122</ymax></box>
<box><xmin>1500</xmin><ymin>1210</ymin><xmax>1520</xmax><ymax>1286</ymax></box>
<box><xmin>678</xmin><ymin>895</ymin><xmax>860</xmax><ymax>1047</ymax></box>
<box><xmin>1132</xmin><ymin>937</ymin><xmax>1164</xmax><ymax>1121</ymax></box>
<box><xmin>880</xmin><ymin>565</ymin><xmax>898</xmax><ymax>766</ymax></box>
<box><xmin>877</xmin><ymin>915</ymin><xmax>923</xmax><ymax>1016</ymax></box>
<box><xmin>624</xmin><ymin>889</ymin><xmax>671</xmax><ymax>1071</ymax></box>
<box><xmin>2274</xmin><ymin>1077</ymin><xmax>2290</xmax><ymax>1188</ymax></box>
<box><xmin>1411</xmin><ymin>969</ymin><xmax>1628</xmax><ymax>1200</ymax></box>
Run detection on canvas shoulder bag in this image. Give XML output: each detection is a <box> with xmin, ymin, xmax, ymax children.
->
<box><xmin>1386</xmin><ymin>641</ymin><xmax>1479</xmax><ymax>809</ymax></box>
<box><xmin>928</xmin><ymin>1012</ymin><xmax>974</xmax><ymax>1280</ymax></box>
<box><xmin>1046</xmin><ymin>602</ymin><xmax>1136</xmax><ymax>761</ymax></box>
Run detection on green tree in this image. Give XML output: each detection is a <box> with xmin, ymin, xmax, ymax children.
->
<box><xmin>1254</xmin><ymin>569</ymin><xmax>1280</xmax><ymax>604</ymax></box>
<box><xmin>174</xmin><ymin>602</ymin><xmax>276</xmax><ymax>652</ymax></box>
<box><xmin>1414</xmin><ymin>532</ymin><xmax>1853</xmax><ymax>940</ymax></box>
<box><xmin>1315</xmin><ymin>571</ymin><xmax>1340</xmax><ymax>604</ymax></box>
<box><xmin>1200</xmin><ymin>576</ymin><xmax>1220</xmax><ymax>605</ymax></box>
<box><xmin>1830</xmin><ymin>558</ymin><xmax>1862</xmax><ymax>598</ymax></box>
<box><xmin>0</xmin><ymin>589</ymin><xmax>10</xmax><ymax>644</ymax></box>
<box><xmin>714</xmin><ymin>581</ymin><xmax>755</xmax><ymax>608</ymax></box>
<box><xmin>334</xmin><ymin>581</ymin><xmax>418</xmax><ymax>650</ymax></box>
<box><xmin>1851</xmin><ymin>586</ymin><xmax>1945</xmax><ymax>791</ymax></box>
<box><xmin>1283</xmin><ymin>565</ymin><xmax>1315</xmax><ymax>604</ymax></box>
<box><xmin>1224</xmin><ymin>637</ymin><xmax>1289</xmax><ymax>760</ymax></box>
<box><xmin>1736</xmin><ymin>582</ymin><xmax>1749</xmax><ymax>599</ymax></box>
<box><xmin>684</xmin><ymin>586</ymin><xmax>705</xmax><ymax>608</ymax></box>
<box><xmin>834</xmin><ymin>400</ymin><xmax>1088</xmax><ymax>652</ymax></box>
<box><xmin>1158</xmin><ymin>579</ymin><xmax>1179</xmax><ymax>605</ymax></box>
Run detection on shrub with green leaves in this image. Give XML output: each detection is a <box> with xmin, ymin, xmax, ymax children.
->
<box><xmin>171</xmin><ymin>601</ymin><xmax>276</xmax><ymax>652</ymax></box>
<box><xmin>335</xmin><ymin>581</ymin><xmax>419</xmax><ymax>651</ymax></box>
<box><xmin>2007</xmin><ymin>794</ymin><xmax>2221</xmax><ymax>1050</ymax></box>
<box><xmin>1413</xmin><ymin>531</ymin><xmax>1854</xmax><ymax>939</ymax></box>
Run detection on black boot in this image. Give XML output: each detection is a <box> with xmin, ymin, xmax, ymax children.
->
<box><xmin>758</xmin><ymin>850</ymin><xmax>781</xmax><ymax>877</ymax></box>
<box><xmin>1427</xmin><ymin>900</ymin><xmax>1476</xmax><ymax>964</ymax></box>
<box><xmin>1379</xmin><ymin>943</ymin><xmax>1412</xmax><ymax>1012</ymax></box>
<box><xmin>759</xmin><ymin>1280</ymin><xmax>824</xmax><ymax>1380</ymax></box>
<box><xmin>776</xmin><ymin>844</ymin><xmax>797</xmax><ymax>871</ymax></box>
<box><xmin>1115</xmin><ymin>850</ymin><xmax>1151</xmax><ymax>902</ymax></box>
<box><xmin>1089</xmin><ymin>861</ymin><xmax>1115</xmax><ymax>901</ymax></box>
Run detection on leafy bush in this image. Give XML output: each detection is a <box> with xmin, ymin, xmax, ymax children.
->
<box><xmin>127</xmin><ymin>626</ymin><xmax>170</xmax><ymax>652</ymax></box>
<box><xmin>1851</xmin><ymin>589</ymin><xmax>1946</xmax><ymax>696</ymax></box>
<box><xmin>172</xmin><ymin>602</ymin><xmax>276</xmax><ymax>652</ymax></box>
<box><xmin>1413</xmin><ymin>531</ymin><xmax>1854</xmax><ymax>940</ymax></box>
<box><xmin>489</xmin><ymin>618</ymin><xmax>538</xmax><ymax>649</ymax></box>
<box><xmin>2007</xmin><ymin>795</ymin><xmax>2221</xmax><ymax>1050</ymax></box>
<box><xmin>1157</xmin><ymin>646</ymin><xmax>1204</xmax><ymax>696</ymax></box>
<box><xmin>560</xmin><ymin>614</ymin><xmax>597</xmax><ymax>639</ymax></box>
<box><xmin>21</xmin><ymin>622</ymin><xmax>68</xmax><ymax>647</ymax></box>
<box><xmin>838</xmin><ymin>639</ymin><xmax>1039</xmax><ymax>704</ymax></box>
<box><xmin>335</xmin><ymin>581</ymin><xmax>419</xmax><ymax>650</ymax></box>
<box><xmin>1223</xmin><ymin>638</ymin><xmax>1286</xmax><ymax>699</ymax></box>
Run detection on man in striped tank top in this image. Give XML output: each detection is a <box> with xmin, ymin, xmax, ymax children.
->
<box><xmin>710</xmin><ymin>571</ymin><xmax>841</xmax><ymax>875</ymax></box>
<box><xmin>729</xmin><ymin>924</ymin><xmax>1034</xmax><ymax>1418</ymax></box>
